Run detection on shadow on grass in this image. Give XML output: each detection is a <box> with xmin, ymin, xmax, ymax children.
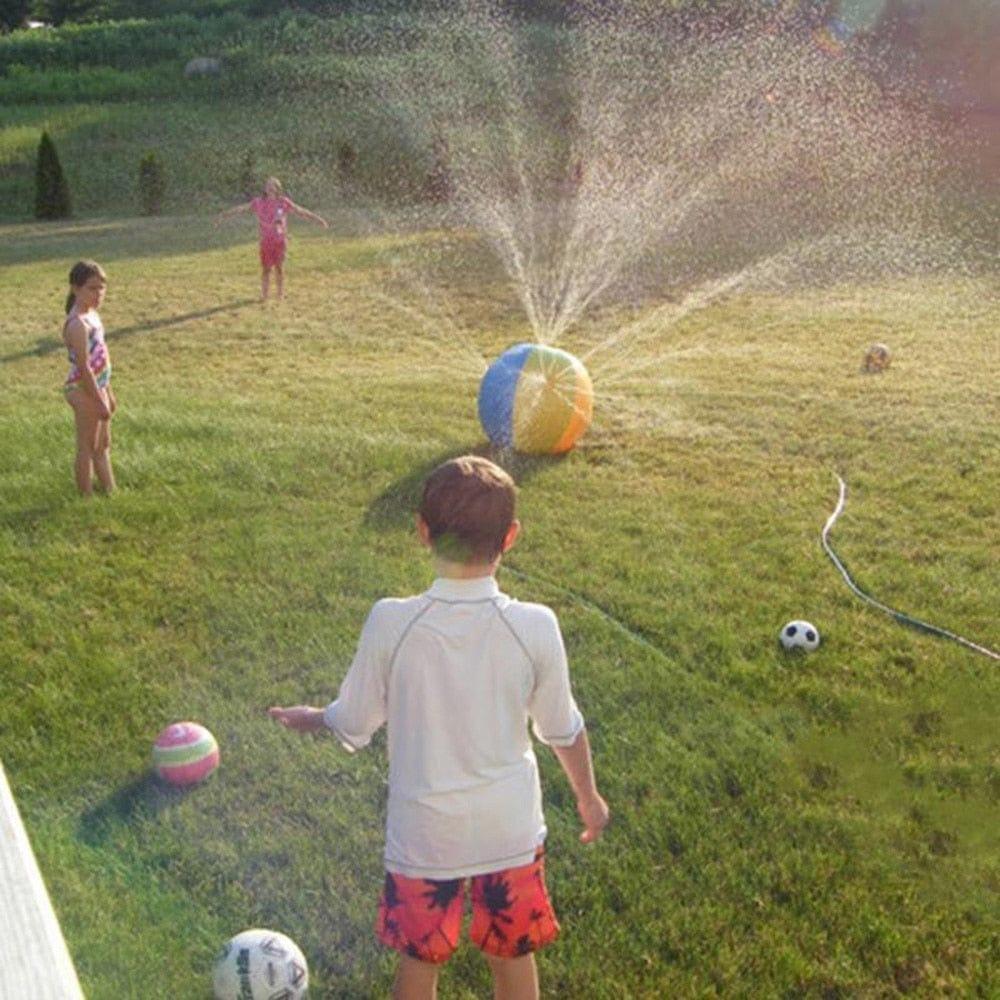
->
<box><xmin>76</xmin><ymin>774</ymin><xmax>200</xmax><ymax>848</ymax></box>
<box><xmin>0</xmin><ymin>213</ymin><xmax>267</xmax><ymax>269</ymax></box>
<box><xmin>364</xmin><ymin>443</ymin><xmax>567</xmax><ymax>530</ymax></box>
<box><xmin>0</xmin><ymin>299</ymin><xmax>258</xmax><ymax>364</ymax></box>
<box><xmin>0</xmin><ymin>496</ymin><xmax>73</xmax><ymax>532</ymax></box>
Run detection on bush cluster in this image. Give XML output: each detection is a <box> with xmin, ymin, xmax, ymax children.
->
<box><xmin>0</xmin><ymin>63</ymin><xmax>182</xmax><ymax>103</ymax></box>
<box><xmin>0</xmin><ymin>15</ymin><xmax>245</xmax><ymax>72</ymax></box>
<box><xmin>0</xmin><ymin>10</ymin><xmax>421</xmax><ymax>74</ymax></box>
<box><xmin>0</xmin><ymin>10</ymin><xmax>418</xmax><ymax>107</ymax></box>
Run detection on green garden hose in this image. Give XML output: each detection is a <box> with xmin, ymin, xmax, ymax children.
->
<box><xmin>822</xmin><ymin>475</ymin><xmax>999</xmax><ymax>661</ymax></box>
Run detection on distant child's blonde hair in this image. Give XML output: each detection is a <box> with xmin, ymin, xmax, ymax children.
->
<box><xmin>263</xmin><ymin>176</ymin><xmax>284</xmax><ymax>196</ymax></box>
<box><xmin>419</xmin><ymin>456</ymin><xmax>517</xmax><ymax>564</ymax></box>
<box><xmin>65</xmin><ymin>259</ymin><xmax>107</xmax><ymax>314</ymax></box>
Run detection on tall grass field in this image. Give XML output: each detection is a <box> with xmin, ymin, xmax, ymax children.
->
<box><xmin>1</xmin><ymin>212</ymin><xmax>997</xmax><ymax>998</ymax></box>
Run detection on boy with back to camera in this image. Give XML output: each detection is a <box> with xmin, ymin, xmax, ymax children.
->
<box><xmin>269</xmin><ymin>455</ymin><xmax>609</xmax><ymax>1000</ymax></box>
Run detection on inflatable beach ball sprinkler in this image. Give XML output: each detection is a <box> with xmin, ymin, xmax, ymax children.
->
<box><xmin>478</xmin><ymin>343</ymin><xmax>594</xmax><ymax>455</ymax></box>
<box><xmin>213</xmin><ymin>928</ymin><xmax>308</xmax><ymax>1000</ymax></box>
<box><xmin>779</xmin><ymin>620</ymin><xmax>820</xmax><ymax>653</ymax></box>
<box><xmin>152</xmin><ymin>721</ymin><xmax>219</xmax><ymax>786</ymax></box>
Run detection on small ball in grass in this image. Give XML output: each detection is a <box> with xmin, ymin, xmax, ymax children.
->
<box><xmin>152</xmin><ymin>721</ymin><xmax>219</xmax><ymax>786</ymax></box>
<box><xmin>863</xmin><ymin>343</ymin><xmax>891</xmax><ymax>372</ymax></box>
<box><xmin>478</xmin><ymin>342</ymin><xmax>594</xmax><ymax>455</ymax></box>
<box><xmin>213</xmin><ymin>928</ymin><xmax>308</xmax><ymax>1000</ymax></box>
<box><xmin>780</xmin><ymin>620</ymin><xmax>820</xmax><ymax>652</ymax></box>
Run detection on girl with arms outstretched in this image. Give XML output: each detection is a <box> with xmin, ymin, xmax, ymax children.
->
<box><xmin>216</xmin><ymin>176</ymin><xmax>328</xmax><ymax>301</ymax></box>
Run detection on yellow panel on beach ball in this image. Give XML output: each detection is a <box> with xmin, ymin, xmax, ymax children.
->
<box><xmin>511</xmin><ymin>345</ymin><xmax>593</xmax><ymax>454</ymax></box>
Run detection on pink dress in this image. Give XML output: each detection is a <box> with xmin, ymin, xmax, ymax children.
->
<box><xmin>251</xmin><ymin>195</ymin><xmax>293</xmax><ymax>267</ymax></box>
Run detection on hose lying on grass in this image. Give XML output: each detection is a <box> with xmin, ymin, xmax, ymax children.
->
<box><xmin>822</xmin><ymin>474</ymin><xmax>1000</xmax><ymax>662</ymax></box>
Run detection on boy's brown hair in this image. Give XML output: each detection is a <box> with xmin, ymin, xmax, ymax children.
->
<box><xmin>419</xmin><ymin>456</ymin><xmax>517</xmax><ymax>564</ymax></box>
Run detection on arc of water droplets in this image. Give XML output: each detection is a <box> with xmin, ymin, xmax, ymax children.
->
<box><xmin>580</xmin><ymin>223</ymin><xmax>960</xmax><ymax>393</ymax></box>
<box><xmin>366</xmin><ymin>276</ymin><xmax>490</xmax><ymax>381</ymax></box>
<box><xmin>823</xmin><ymin>475</ymin><xmax>1000</xmax><ymax>661</ymax></box>
<box><xmin>367</xmin><ymin>0</ymin><xmax>967</xmax><ymax>409</ymax></box>
<box><xmin>578</xmin><ymin>245</ymin><xmax>807</xmax><ymax>392</ymax></box>
<box><xmin>580</xmin><ymin>268</ymin><xmax>751</xmax><ymax>377</ymax></box>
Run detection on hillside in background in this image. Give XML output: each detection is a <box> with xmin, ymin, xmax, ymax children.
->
<box><xmin>0</xmin><ymin>1</ymin><xmax>996</xmax><ymax>222</ymax></box>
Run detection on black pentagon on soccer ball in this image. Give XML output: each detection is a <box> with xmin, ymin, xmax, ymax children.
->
<box><xmin>785</xmin><ymin>625</ymin><xmax>797</xmax><ymax>637</ymax></box>
<box><xmin>805</xmin><ymin>630</ymin><xmax>816</xmax><ymax>642</ymax></box>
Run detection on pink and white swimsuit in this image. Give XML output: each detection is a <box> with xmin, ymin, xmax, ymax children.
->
<box><xmin>64</xmin><ymin>306</ymin><xmax>110</xmax><ymax>393</ymax></box>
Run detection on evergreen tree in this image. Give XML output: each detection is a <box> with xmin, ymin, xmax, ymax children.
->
<box><xmin>138</xmin><ymin>151</ymin><xmax>166</xmax><ymax>215</ymax></box>
<box><xmin>34</xmin><ymin>131</ymin><xmax>72</xmax><ymax>220</ymax></box>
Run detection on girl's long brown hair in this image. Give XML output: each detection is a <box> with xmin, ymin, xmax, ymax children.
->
<box><xmin>66</xmin><ymin>260</ymin><xmax>107</xmax><ymax>314</ymax></box>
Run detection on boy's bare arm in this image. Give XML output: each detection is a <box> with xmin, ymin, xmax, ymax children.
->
<box><xmin>551</xmin><ymin>728</ymin><xmax>609</xmax><ymax>843</ymax></box>
<box><xmin>268</xmin><ymin>705</ymin><xmax>326</xmax><ymax>732</ymax></box>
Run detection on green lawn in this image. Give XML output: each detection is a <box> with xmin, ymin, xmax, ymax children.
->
<box><xmin>1</xmin><ymin>213</ymin><xmax>997</xmax><ymax>998</ymax></box>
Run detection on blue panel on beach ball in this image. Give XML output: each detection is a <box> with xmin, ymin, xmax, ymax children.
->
<box><xmin>478</xmin><ymin>343</ymin><xmax>532</xmax><ymax>448</ymax></box>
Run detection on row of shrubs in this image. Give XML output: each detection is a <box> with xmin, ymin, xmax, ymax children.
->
<box><xmin>0</xmin><ymin>12</ymin><xmax>249</xmax><ymax>72</ymax></box>
<box><xmin>0</xmin><ymin>10</ymin><xmax>426</xmax><ymax>74</ymax></box>
<box><xmin>0</xmin><ymin>63</ymin><xmax>181</xmax><ymax>103</ymax></box>
<box><xmin>35</xmin><ymin>130</ymin><xmax>165</xmax><ymax>217</ymax></box>
<box><xmin>31</xmin><ymin>124</ymin><xmax>450</xmax><ymax>220</ymax></box>
<box><xmin>0</xmin><ymin>51</ymin><xmax>374</xmax><ymax>104</ymax></box>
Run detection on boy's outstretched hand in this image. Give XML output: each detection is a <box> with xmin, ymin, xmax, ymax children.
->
<box><xmin>577</xmin><ymin>793</ymin><xmax>610</xmax><ymax>844</ymax></box>
<box><xmin>268</xmin><ymin>705</ymin><xmax>326</xmax><ymax>732</ymax></box>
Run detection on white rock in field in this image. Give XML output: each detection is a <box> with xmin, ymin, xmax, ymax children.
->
<box><xmin>184</xmin><ymin>57</ymin><xmax>222</xmax><ymax>79</ymax></box>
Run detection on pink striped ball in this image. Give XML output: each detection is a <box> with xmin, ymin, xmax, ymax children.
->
<box><xmin>152</xmin><ymin>721</ymin><xmax>220</xmax><ymax>786</ymax></box>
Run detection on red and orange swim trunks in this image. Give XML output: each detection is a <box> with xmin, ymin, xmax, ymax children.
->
<box><xmin>377</xmin><ymin>849</ymin><xmax>559</xmax><ymax>963</ymax></box>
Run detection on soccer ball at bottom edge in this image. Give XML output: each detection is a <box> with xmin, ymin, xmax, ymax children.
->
<box><xmin>213</xmin><ymin>928</ymin><xmax>308</xmax><ymax>1000</ymax></box>
<box><xmin>780</xmin><ymin>620</ymin><xmax>820</xmax><ymax>652</ymax></box>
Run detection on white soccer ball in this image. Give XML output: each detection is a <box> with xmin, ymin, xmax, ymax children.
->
<box><xmin>213</xmin><ymin>928</ymin><xmax>308</xmax><ymax>1000</ymax></box>
<box><xmin>780</xmin><ymin>620</ymin><xmax>820</xmax><ymax>652</ymax></box>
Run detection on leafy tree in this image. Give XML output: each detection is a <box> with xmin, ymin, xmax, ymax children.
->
<box><xmin>38</xmin><ymin>0</ymin><xmax>107</xmax><ymax>26</ymax></box>
<box><xmin>0</xmin><ymin>0</ymin><xmax>31</xmax><ymax>31</ymax></box>
<box><xmin>34</xmin><ymin>130</ymin><xmax>72</xmax><ymax>220</ymax></box>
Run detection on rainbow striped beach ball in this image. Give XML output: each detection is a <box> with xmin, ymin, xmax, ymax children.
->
<box><xmin>152</xmin><ymin>721</ymin><xmax>220</xmax><ymax>786</ymax></box>
<box><xmin>478</xmin><ymin>343</ymin><xmax>594</xmax><ymax>455</ymax></box>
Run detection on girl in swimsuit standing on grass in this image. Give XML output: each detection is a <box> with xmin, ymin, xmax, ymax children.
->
<box><xmin>62</xmin><ymin>260</ymin><xmax>116</xmax><ymax>497</ymax></box>
<box><xmin>215</xmin><ymin>177</ymin><xmax>328</xmax><ymax>302</ymax></box>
